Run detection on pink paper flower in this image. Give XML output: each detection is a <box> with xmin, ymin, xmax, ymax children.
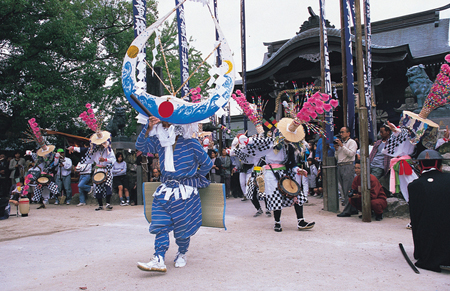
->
<box><xmin>330</xmin><ymin>99</ymin><xmax>339</xmax><ymax>108</ymax></box>
<box><xmin>86</xmin><ymin>103</ymin><xmax>91</xmax><ymax>108</ymax></box>
<box><xmin>87</xmin><ymin>108</ymin><xmax>93</xmax><ymax>114</ymax></box>
<box><xmin>29</xmin><ymin>118</ymin><xmax>36</xmax><ymax>123</ymax></box>
<box><xmin>24</xmin><ymin>185</ymin><xmax>30</xmax><ymax>190</ymax></box>
<box><xmin>323</xmin><ymin>104</ymin><xmax>332</xmax><ymax>111</ymax></box>
<box><xmin>445</xmin><ymin>54</ymin><xmax>450</xmax><ymax>63</ymax></box>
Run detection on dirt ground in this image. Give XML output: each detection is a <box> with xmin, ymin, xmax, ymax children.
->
<box><xmin>1</xmin><ymin>195</ymin><xmax>449</xmax><ymax>291</ymax></box>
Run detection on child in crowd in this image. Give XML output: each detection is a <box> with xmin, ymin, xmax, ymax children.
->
<box><xmin>307</xmin><ymin>158</ymin><xmax>318</xmax><ymax>196</ymax></box>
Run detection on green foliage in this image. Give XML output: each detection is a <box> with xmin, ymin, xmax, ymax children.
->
<box><xmin>151</xmin><ymin>18</ymin><xmax>212</xmax><ymax>99</ymax></box>
<box><xmin>0</xmin><ymin>0</ymin><xmax>213</xmax><ymax>150</ymax></box>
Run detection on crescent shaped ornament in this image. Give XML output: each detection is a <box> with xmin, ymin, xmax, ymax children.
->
<box><xmin>121</xmin><ymin>1</ymin><xmax>235</xmax><ymax>124</ymax></box>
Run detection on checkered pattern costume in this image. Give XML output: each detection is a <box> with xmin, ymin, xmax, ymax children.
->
<box><xmin>75</xmin><ymin>146</ymin><xmax>116</xmax><ymax>198</ymax></box>
<box><xmin>32</xmin><ymin>182</ymin><xmax>59</xmax><ymax>202</ymax></box>
<box><xmin>264</xmin><ymin>167</ymin><xmax>308</xmax><ymax>211</ymax></box>
<box><xmin>30</xmin><ymin>152</ymin><xmax>59</xmax><ymax>202</ymax></box>
<box><xmin>233</xmin><ymin>136</ymin><xmax>308</xmax><ymax>211</ymax></box>
<box><xmin>245</xmin><ymin>175</ymin><xmax>265</xmax><ymax>201</ymax></box>
<box><xmin>382</xmin><ymin>128</ymin><xmax>415</xmax><ymax>157</ymax></box>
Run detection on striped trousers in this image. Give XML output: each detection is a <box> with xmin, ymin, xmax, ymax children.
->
<box><xmin>149</xmin><ymin>192</ymin><xmax>202</xmax><ymax>259</ymax></box>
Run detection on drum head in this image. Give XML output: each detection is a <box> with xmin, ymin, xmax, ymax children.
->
<box><xmin>37</xmin><ymin>177</ymin><xmax>49</xmax><ymax>185</ymax></box>
<box><xmin>281</xmin><ymin>178</ymin><xmax>299</xmax><ymax>193</ymax></box>
<box><xmin>279</xmin><ymin>176</ymin><xmax>300</xmax><ymax>198</ymax></box>
<box><xmin>93</xmin><ymin>172</ymin><xmax>106</xmax><ymax>184</ymax></box>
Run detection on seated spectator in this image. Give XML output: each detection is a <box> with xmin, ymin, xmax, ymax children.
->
<box><xmin>435</xmin><ymin>125</ymin><xmax>449</xmax><ymax>150</ymax></box>
<box><xmin>349</xmin><ymin>160</ymin><xmax>387</xmax><ymax>221</ymax></box>
<box><xmin>112</xmin><ymin>152</ymin><xmax>130</xmax><ymax>206</ymax></box>
<box><xmin>150</xmin><ymin>169</ymin><xmax>161</xmax><ymax>182</ymax></box>
<box><xmin>313</xmin><ymin>165</ymin><xmax>323</xmax><ymax>197</ymax></box>
<box><xmin>0</xmin><ymin>153</ymin><xmax>9</xmax><ymax>199</ymax></box>
<box><xmin>9</xmin><ymin>177</ymin><xmax>25</xmax><ymax>207</ymax></box>
<box><xmin>369</xmin><ymin>125</ymin><xmax>392</xmax><ymax>180</ymax></box>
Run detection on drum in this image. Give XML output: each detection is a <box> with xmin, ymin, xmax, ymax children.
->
<box><xmin>93</xmin><ymin>171</ymin><xmax>106</xmax><ymax>184</ymax></box>
<box><xmin>278</xmin><ymin>176</ymin><xmax>301</xmax><ymax>199</ymax></box>
<box><xmin>19</xmin><ymin>197</ymin><xmax>30</xmax><ymax>217</ymax></box>
<box><xmin>37</xmin><ymin>176</ymin><xmax>50</xmax><ymax>186</ymax></box>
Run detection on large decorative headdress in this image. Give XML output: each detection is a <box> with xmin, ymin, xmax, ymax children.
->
<box><xmin>79</xmin><ymin>103</ymin><xmax>111</xmax><ymax>146</ymax></box>
<box><xmin>400</xmin><ymin>54</ymin><xmax>450</xmax><ymax>146</ymax></box>
<box><xmin>232</xmin><ymin>90</ymin><xmax>264</xmax><ymax>134</ymax></box>
<box><xmin>121</xmin><ymin>0</ymin><xmax>234</xmax><ymax>125</ymax></box>
<box><xmin>21</xmin><ymin>118</ymin><xmax>55</xmax><ymax>157</ymax></box>
<box><xmin>278</xmin><ymin>91</ymin><xmax>338</xmax><ymax>142</ymax></box>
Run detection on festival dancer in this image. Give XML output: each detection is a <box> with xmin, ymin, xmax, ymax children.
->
<box><xmin>70</xmin><ymin>104</ymin><xmax>116</xmax><ymax>211</ymax></box>
<box><xmin>136</xmin><ymin>116</ymin><xmax>212</xmax><ymax>272</ymax></box>
<box><xmin>233</xmin><ymin>118</ymin><xmax>314</xmax><ymax>232</ymax></box>
<box><xmin>22</xmin><ymin>118</ymin><xmax>59</xmax><ymax>208</ymax></box>
<box><xmin>231</xmin><ymin>136</ymin><xmax>270</xmax><ymax>217</ymax></box>
<box><xmin>69</xmin><ymin>131</ymin><xmax>115</xmax><ymax>211</ymax></box>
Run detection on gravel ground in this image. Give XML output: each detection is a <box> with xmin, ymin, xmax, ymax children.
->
<box><xmin>1</xmin><ymin>196</ymin><xmax>449</xmax><ymax>290</ymax></box>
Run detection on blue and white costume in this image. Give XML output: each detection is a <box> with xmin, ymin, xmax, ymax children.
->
<box><xmin>136</xmin><ymin>122</ymin><xmax>212</xmax><ymax>260</ymax></box>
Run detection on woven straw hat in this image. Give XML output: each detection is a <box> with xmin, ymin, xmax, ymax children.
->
<box><xmin>37</xmin><ymin>145</ymin><xmax>56</xmax><ymax>157</ymax></box>
<box><xmin>277</xmin><ymin>118</ymin><xmax>305</xmax><ymax>142</ymax></box>
<box><xmin>89</xmin><ymin>131</ymin><xmax>111</xmax><ymax>145</ymax></box>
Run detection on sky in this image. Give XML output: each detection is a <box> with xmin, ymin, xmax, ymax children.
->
<box><xmin>152</xmin><ymin>0</ymin><xmax>450</xmax><ymax>116</ymax></box>
<box><xmin>156</xmin><ymin>0</ymin><xmax>450</xmax><ymax>73</ymax></box>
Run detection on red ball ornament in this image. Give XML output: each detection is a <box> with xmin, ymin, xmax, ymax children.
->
<box><xmin>158</xmin><ymin>101</ymin><xmax>174</xmax><ymax>118</ymax></box>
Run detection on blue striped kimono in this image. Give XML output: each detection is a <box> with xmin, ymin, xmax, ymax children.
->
<box><xmin>136</xmin><ymin>123</ymin><xmax>213</xmax><ymax>259</ymax></box>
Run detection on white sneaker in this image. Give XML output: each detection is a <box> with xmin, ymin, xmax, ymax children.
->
<box><xmin>174</xmin><ymin>252</ymin><xmax>187</xmax><ymax>268</ymax></box>
<box><xmin>76</xmin><ymin>203</ymin><xmax>86</xmax><ymax>207</ymax></box>
<box><xmin>137</xmin><ymin>255</ymin><xmax>167</xmax><ymax>272</ymax></box>
<box><xmin>54</xmin><ymin>200</ymin><xmax>59</xmax><ymax>205</ymax></box>
<box><xmin>120</xmin><ymin>201</ymin><xmax>127</xmax><ymax>206</ymax></box>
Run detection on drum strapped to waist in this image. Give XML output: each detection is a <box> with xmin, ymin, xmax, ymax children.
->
<box><xmin>93</xmin><ymin>166</ymin><xmax>107</xmax><ymax>185</ymax></box>
<box><xmin>37</xmin><ymin>176</ymin><xmax>50</xmax><ymax>186</ymax></box>
<box><xmin>37</xmin><ymin>173</ymin><xmax>52</xmax><ymax>186</ymax></box>
<box><xmin>267</xmin><ymin>164</ymin><xmax>300</xmax><ymax>199</ymax></box>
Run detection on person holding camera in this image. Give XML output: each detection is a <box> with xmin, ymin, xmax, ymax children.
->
<box><xmin>335</xmin><ymin>126</ymin><xmax>359</xmax><ymax>217</ymax></box>
<box><xmin>54</xmin><ymin>148</ymin><xmax>73</xmax><ymax>205</ymax></box>
<box><xmin>349</xmin><ymin>160</ymin><xmax>387</xmax><ymax>221</ymax></box>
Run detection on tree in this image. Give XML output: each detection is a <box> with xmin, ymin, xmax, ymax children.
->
<box><xmin>0</xmin><ymin>0</ymin><xmax>213</xmax><ymax>149</ymax></box>
<box><xmin>0</xmin><ymin>0</ymin><xmax>156</xmax><ymax>148</ymax></box>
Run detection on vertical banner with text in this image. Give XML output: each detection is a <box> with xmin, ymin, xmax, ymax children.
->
<box><xmin>344</xmin><ymin>0</ymin><xmax>355</xmax><ymax>137</ymax></box>
<box><xmin>319</xmin><ymin>0</ymin><xmax>334</xmax><ymax>144</ymax></box>
<box><xmin>133</xmin><ymin>0</ymin><xmax>147</xmax><ymax>94</ymax></box>
<box><xmin>175</xmin><ymin>0</ymin><xmax>190</xmax><ymax>98</ymax></box>
<box><xmin>363</xmin><ymin>0</ymin><xmax>374</xmax><ymax>141</ymax></box>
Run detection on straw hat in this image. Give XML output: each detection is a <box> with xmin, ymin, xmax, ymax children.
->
<box><xmin>89</xmin><ymin>130</ymin><xmax>111</xmax><ymax>145</ymax></box>
<box><xmin>277</xmin><ymin>118</ymin><xmax>305</xmax><ymax>143</ymax></box>
<box><xmin>37</xmin><ymin>145</ymin><xmax>56</xmax><ymax>157</ymax></box>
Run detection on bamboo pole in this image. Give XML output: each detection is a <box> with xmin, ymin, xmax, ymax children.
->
<box><xmin>354</xmin><ymin>0</ymin><xmax>371</xmax><ymax>222</ymax></box>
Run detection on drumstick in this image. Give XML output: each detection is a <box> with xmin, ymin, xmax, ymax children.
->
<box><xmin>130</xmin><ymin>94</ymin><xmax>153</xmax><ymax>117</ymax></box>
